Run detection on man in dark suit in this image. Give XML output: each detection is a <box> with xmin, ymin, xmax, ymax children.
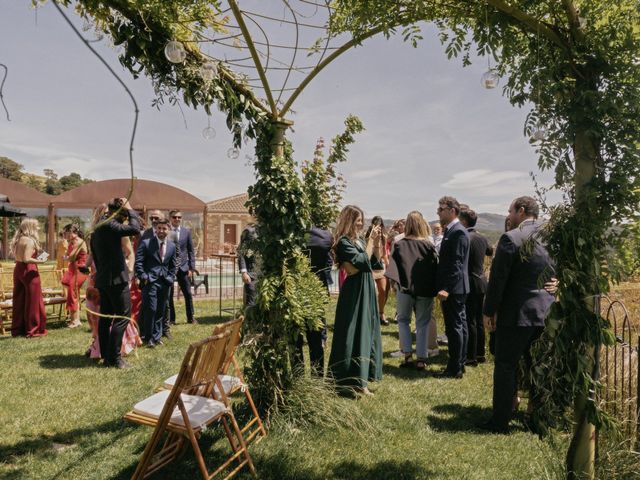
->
<box><xmin>481</xmin><ymin>196</ymin><xmax>555</xmax><ymax>432</ymax></box>
<box><xmin>459</xmin><ymin>208</ymin><xmax>493</xmax><ymax>365</ymax></box>
<box><xmin>237</xmin><ymin>224</ymin><xmax>258</xmax><ymax>308</ymax></box>
<box><xmin>295</xmin><ymin>226</ymin><xmax>333</xmax><ymax>376</ymax></box>
<box><xmin>135</xmin><ymin>218</ymin><xmax>177</xmax><ymax>348</ymax></box>
<box><xmin>168</xmin><ymin>210</ymin><xmax>197</xmax><ymax>324</ymax></box>
<box><xmin>140</xmin><ymin>210</ymin><xmax>162</xmax><ymax>241</ymax></box>
<box><xmin>90</xmin><ymin>198</ymin><xmax>141</xmax><ymax>369</ymax></box>
<box><xmin>435</xmin><ymin>196</ymin><xmax>470</xmax><ymax>378</ymax></box>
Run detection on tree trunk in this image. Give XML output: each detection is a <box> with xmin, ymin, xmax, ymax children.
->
<box><xmin>566</xmin><ymin>129</ymin><xmax>598</xmax><ymax>480</ymax></box>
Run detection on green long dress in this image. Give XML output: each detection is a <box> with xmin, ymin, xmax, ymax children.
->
<box><xmin>329</xmin><ymin>236</ymin><xmax>383</xmax><ymax>388</ymax></box>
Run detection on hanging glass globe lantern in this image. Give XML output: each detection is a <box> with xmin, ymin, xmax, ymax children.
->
<box><xmin>164</xmin><ymin>41</ymin><xmax>186</xmax><ymax>64</ymax></box>
<box><xmin>202</xmin><ymin>126</ymin><xmax>216</xmax><ymax>140</ymax></box>
<box><xmin>227</xmin><ymin>148</ymin><xmax>240</xmax><ymax>160</ymax></box>
<box><xmin>481</xmin><ymin>69</ymin><xmax>500</xmax><ymax>89</ymax></box>
<box><xmin>531</xmin><ymin>126</ymin><xmax>547</xmax><ymax>142</ymax></box>
<box><xmin>199</xmin><ymin>61</ymin><xmax>218</xmax><ymax>82</ymax></box>
<box><xmin>81</xmin><ymin>18</ymin><xmax>92</xmax><ymax>32</ymax></box>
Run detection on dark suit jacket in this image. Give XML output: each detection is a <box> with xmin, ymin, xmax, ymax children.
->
<box><xmin>135</xmin><ymin>236</ymin><xmax>177</xmax><ymax>286</ymax></box>
<box><xmin>307</xmin><ymin>227</ymin><xmax>333</xmax><ymax>288</ymax></box>
<box><xmin>467</xmin><ymin>228</ymin><xmax>493</xmax><ymax>295</ymax></box>
<box><xmin>483</xmin><ymin>219</ymin><xmax>555</xmax><ymax>328</ymax></box>
<box><xmin>90</xmin><ymin>210</ymin><xmax>141</xmax><ymax>288</ymax></box>
<box><xmin>237</xmin><ymin>225</ymin><xmax>258</xmax><ymax>279</ymax></box>
<box><xmin>436</xmin><ymin>220</ymin><xmax>470</xmax><ymax>294</ymax></box>
<box><xmin>140</xmin><ymin>227</ymin><xmax>155</xmax><ymax>242</ymax></box>
<box><xmin>172</xmin><ymin>226</ymin><xmax>195</xmax><ymax>272</ymax></box>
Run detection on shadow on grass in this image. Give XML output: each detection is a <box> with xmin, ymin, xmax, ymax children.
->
<box><xmin>0</xmin><ymin>419</ymin><xmax>137</xmax><ymax>480</ymax></box>
<box><xmin>39</xmin><ymin>353</ymin><xmax>101</xmax><ymax>369</ymax></box>
<box><xmin>112</xmin><ymin>447</ymin><xmax>434</xmax><ymax>480</ymax></box>
<box><xmin>426</xmin><ymin>403</ymin><xmax>492</xmax><ymax>433</ymax></box>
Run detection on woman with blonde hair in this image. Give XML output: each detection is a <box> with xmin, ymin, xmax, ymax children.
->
<box><xmin>328</xmin><ymin>205</ymin><xmax>383</xmax><ymax>395</ymax></box>
<box><xmin>385</xmin><ymin>211</ymin><xmax>438</xmax><ymax>370</ymax></box>
<box><xmin>10</xmin><ymin>218</ymin><xmax>48</xmax><ymax>337</ymax></box>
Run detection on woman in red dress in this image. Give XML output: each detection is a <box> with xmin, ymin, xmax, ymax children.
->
<box><xmin>62</xmin><ymin>224</ymin><xmax>88</xmax><ymax>328</ymax></box>
<box><xmin>11</xmin><ymin>218</ymin><xmax>48</xmax><ymax>337</ymax></box>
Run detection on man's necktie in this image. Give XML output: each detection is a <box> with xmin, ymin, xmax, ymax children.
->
<box><xmin>160</xmin><ymin>241</ymin><xmax>165</xmax><ymax>262</ymax></box>
<box><xmin>174</xmin><ymin>227</ymin><xmax>180</xmax><ymax>242</ymax></box>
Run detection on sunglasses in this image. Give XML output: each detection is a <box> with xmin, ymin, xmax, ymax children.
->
<box><xmin>150</xmin><ymin>216</ymin><xmax>160</xmax><ymax>221</ymax></box>
<box><xmin>172</xmin><ymin>215</ymin><xmax>182</xmax><ymax>219</ymax></box>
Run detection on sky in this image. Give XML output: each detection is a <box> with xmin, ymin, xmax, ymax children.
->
<box><xmin>0</xmin><ymin>1</ymin><xmax>559</xmax><ymax>220</ymax></box>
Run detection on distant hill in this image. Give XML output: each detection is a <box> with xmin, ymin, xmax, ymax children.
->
<box><xmin>475</xmin><ymin>213</ymin><xmax>507</xmax><ymax>231</ymax></box>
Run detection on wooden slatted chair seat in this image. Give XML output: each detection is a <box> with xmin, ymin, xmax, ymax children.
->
<box><xmin>131</xmin><ymin>390</ymin><xmax>229</xmax><ymax>429</ymax></box>
<box><xmin>124</xmin><ymin>331</ymin><xmax>257</xmax><ymax>480</ymax></box>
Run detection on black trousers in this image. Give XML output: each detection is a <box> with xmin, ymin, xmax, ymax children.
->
<box><xmin>492</xmin><ymin>325</ymin><xmax>544</xmax><ymax>427</ymax></box>
<box><xmin>441</xmin><ymin>293</ymin><xmax>468</xmax><ymax>374</ymax></box>
<box><xmin>295</xmin><ymin>322</ymin><xmax>327</xmax><ymax>377</ymax></box>
<box><xmin>465</xmin><ymin>291</ymin><xmax>485</xmax><ymax>361</ymax></box>
<box><xmin>98</xmin><ymin>283</ymin><xmax>131</xmax><ymax>365</ymax></box>
<box><xmin>243</xmin><ymin>280</ymin><xmax>257</xmax><ymax>308</ymax></box>
<box><xmin>169</xmin><ymin>269</ymin><xmax>194</xmax><ymax>322</ymax></box>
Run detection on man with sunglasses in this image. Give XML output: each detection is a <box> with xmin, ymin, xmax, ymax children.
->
<box><xmin>435</xmin><ymin>196</ymin><xmax>470</xmax><ymax>379</ymax></box>
<box><xmin>168</xmin><ymin>210</ymin><xmax>197</xmax><ymax>325</ymax></box>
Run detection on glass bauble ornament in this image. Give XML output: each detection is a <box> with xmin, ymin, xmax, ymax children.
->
<box><xmin>202</xmin><ymin>127</ymin><xmax>216</xmax><ymax>140</ymax></box>
<box><xmin>481</xmin><ymin>70</ymin><xmax>500</xmax><ymax>89</ymax></box>
<box><xmin>199</xmin><ymin>62</ymin><xmax>218</xmax><ymax>82</ymax></box>
<box><xmin>227</xmin><ymin>148</ymin><xmax>240</xmax><ymax>160</ymax></box>
<box><xmin>164</xmin><ymin>41</ymin><xmax>186</xmax><ymax>64</ymax></box>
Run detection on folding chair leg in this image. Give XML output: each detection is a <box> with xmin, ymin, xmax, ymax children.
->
<box><xmin>243</xmin><ymin>389</ymin><xmax>267</xmax><ymax>442</ymax></box>
<box><xmin>228</xmin><ymin>413</ymin><xmax>257</xmax><ymax>478</ymax></box>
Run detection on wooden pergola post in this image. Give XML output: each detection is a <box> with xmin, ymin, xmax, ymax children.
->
<box><xmin>47</xmin><ymin>203</ymin><xmax>55</xmax><ymax>257</ymax></box>
<box><xmin>202</xmin><ymin>205</ymin><xmax>208</xmax><ymax>259</ymax></box>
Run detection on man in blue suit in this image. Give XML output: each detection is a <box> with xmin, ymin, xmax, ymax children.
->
<box><xmin>168</xmin><ymin>210</ymin><xmax>197</xmax><ymax>324</ymax></box>
<box><xmin>435</xmin><ymin>196</ymin><xmax>470</xmax><ymax>378</ymax></box>
<box><xmin>135</xmin><ymin>218</ymin><xmax>177</xmax><ymax>348</ymax></box>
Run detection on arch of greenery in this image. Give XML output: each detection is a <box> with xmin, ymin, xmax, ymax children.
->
<box><xmin>50</xmin><ymin>1</ymin><xmax>640</xmax><ymax>478</ymax></box>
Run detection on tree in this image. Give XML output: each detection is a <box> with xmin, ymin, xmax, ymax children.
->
<box><xmin>0</xmin><ymin>156</ymin><xmax>25</xmax><ymax>181</ymax></box>
<box><xmin>59</xmin><ymin>172</ymin><xmax>93</xmax><ymax>192</ymax></box>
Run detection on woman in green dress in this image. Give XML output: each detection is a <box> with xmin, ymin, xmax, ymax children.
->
<box><xmin>329</xmin><ymin>205</ymin><xmax>383</xmax><ymax>395</ymax></box>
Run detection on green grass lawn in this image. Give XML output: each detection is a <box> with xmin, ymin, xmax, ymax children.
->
<box><xmin>0</xmin><ymin>297</ymin><xmax>567</xmax><ymax>480</ymax></box>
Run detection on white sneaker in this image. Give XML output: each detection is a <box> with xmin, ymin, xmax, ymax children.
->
<box><xmin>390</xmin><ymin>350</ymin><xmax>404</xmax><ymax>358</ymax></box>
<box><xmin>428</xmin><ymin>348</ymin><xmax>440</xmax><ymax>357</ymax></box>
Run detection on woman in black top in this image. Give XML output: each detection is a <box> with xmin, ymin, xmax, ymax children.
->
<box><xmin>385</xmin><ymin>211</ymin><xmax>438</xmax><ymax>370</ymax></box>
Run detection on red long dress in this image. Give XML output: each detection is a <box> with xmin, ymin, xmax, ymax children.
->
<box><xmin>65</xmin><ymin>243</ymin><xmax>88</xmax><ymax>313</ymax></box>
<box><xmin>11</xmin><ymin>254</ymin><xmax>47</xmax><ymax>337</ymax></box>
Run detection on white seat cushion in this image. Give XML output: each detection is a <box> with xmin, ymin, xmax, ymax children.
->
<box><xmin>163</xmin><ymin>374</ymin><xmax>244</xmax><ymax>394</ymax></box>
<box><xmin>132</xmin><ymin>390</ymin><xmax>227</xmax><ymax>428</ymax></box>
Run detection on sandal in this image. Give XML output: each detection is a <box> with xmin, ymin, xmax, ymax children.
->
<box><xmin>399</xmin><ymin>354</ymin><xmax>414</xmax><ymax>368</ymax></box>
<box><xmin>415</xmin><ymin>358</ymin><xmax>427</xmax><ymax>371</ymax></box>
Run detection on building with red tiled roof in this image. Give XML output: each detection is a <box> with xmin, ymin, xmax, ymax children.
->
<box><xmin>206</xmin><ymin>193</ymin><xmax>253</xmax><ymax>254</ymax></box>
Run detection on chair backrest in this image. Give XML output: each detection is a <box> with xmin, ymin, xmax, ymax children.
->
<box><xmin>212</xmin><ymin>316</ymin><xmax>245</xmax><ymax>371</ymax></box>
<box><xmin>0</xmin><ymin>270</ymin><xmax>12</xmax><ymax>299</ymax></box>
<box><xmin>172</xmin><ymin>331</ymin><xmax>233</xmax><ymax>399</ymax></box>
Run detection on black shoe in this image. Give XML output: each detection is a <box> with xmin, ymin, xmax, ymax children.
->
<box><xmin>162</xmin><ymin>332</ymin><xmax>173</xmax><ymax>341</ymax></box>
<box><xmin>188</xmin><ymin>318</ymin><xmax>199</xmax><ymax>325</ymax></box>
<box><xmin>477</xmin><ymin>420</ymin><xmax>509</xmax><ymax>434</ymax></box>
<box><xmin>147</xmin><ymin>341</ymin><xmax>156</xmax><ymax>348</ymax></box>
<box><xmin>434</xmin><ymin>369</ymin><xmax>463</xmax><ymax>379</ymax></box>
<box><xmin>465</xmin><ymin>360</ymin><xmax>479</xmax><ymax>367</ymax></box>
<box><xmin>477</xmin><ymin>356</ymin><xmax>487</xmax><ymax>364</ymax></box>
<box><xmin>115</xmin><ymin>359</ymin><xmax>132</xmax><ymax>369</ymax></box>
<box><xmin>380</xmin><ymin>318</ymin><xmax>390</xmax><ymax>326</ymax></box>
<box><xmin>170</xmin><ymin>320</ymin><xmax>176</xmax><ymax>325</ymax></box>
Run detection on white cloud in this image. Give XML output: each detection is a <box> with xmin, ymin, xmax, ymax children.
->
<box><xmin>442</xmin><ymin>169</ymin><xmax>535</xmax><ymax>197</ymax></box>
<box><xmin>350</xmin><ymin>168</ymin><xmax>388</xmax><ymax>180</ymax></box>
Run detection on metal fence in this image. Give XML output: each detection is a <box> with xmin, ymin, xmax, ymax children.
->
<box><xmin>174</xmin><ymin>254</ymin><xmax>243</xmax><ymax>319</ymax></box>
<box><xmin>598</xmin><ymin>296</ymin><xmax>639</xmax><ymax>449</ymax></box>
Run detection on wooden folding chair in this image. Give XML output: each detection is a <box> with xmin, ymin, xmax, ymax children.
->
<box><xmin>125</xmin><ymin>331</ymin><xmax>257</xmax><ymax>480</ymax></box>
<box><xmin>163</xmin><ymin>317</ymin><xmax>267</xmax><ymax>444</ymax></box>
<box><xmin>0</xmin><ymin>272</ymin><xmax>11</xmax><ymax>335</ymax></box>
